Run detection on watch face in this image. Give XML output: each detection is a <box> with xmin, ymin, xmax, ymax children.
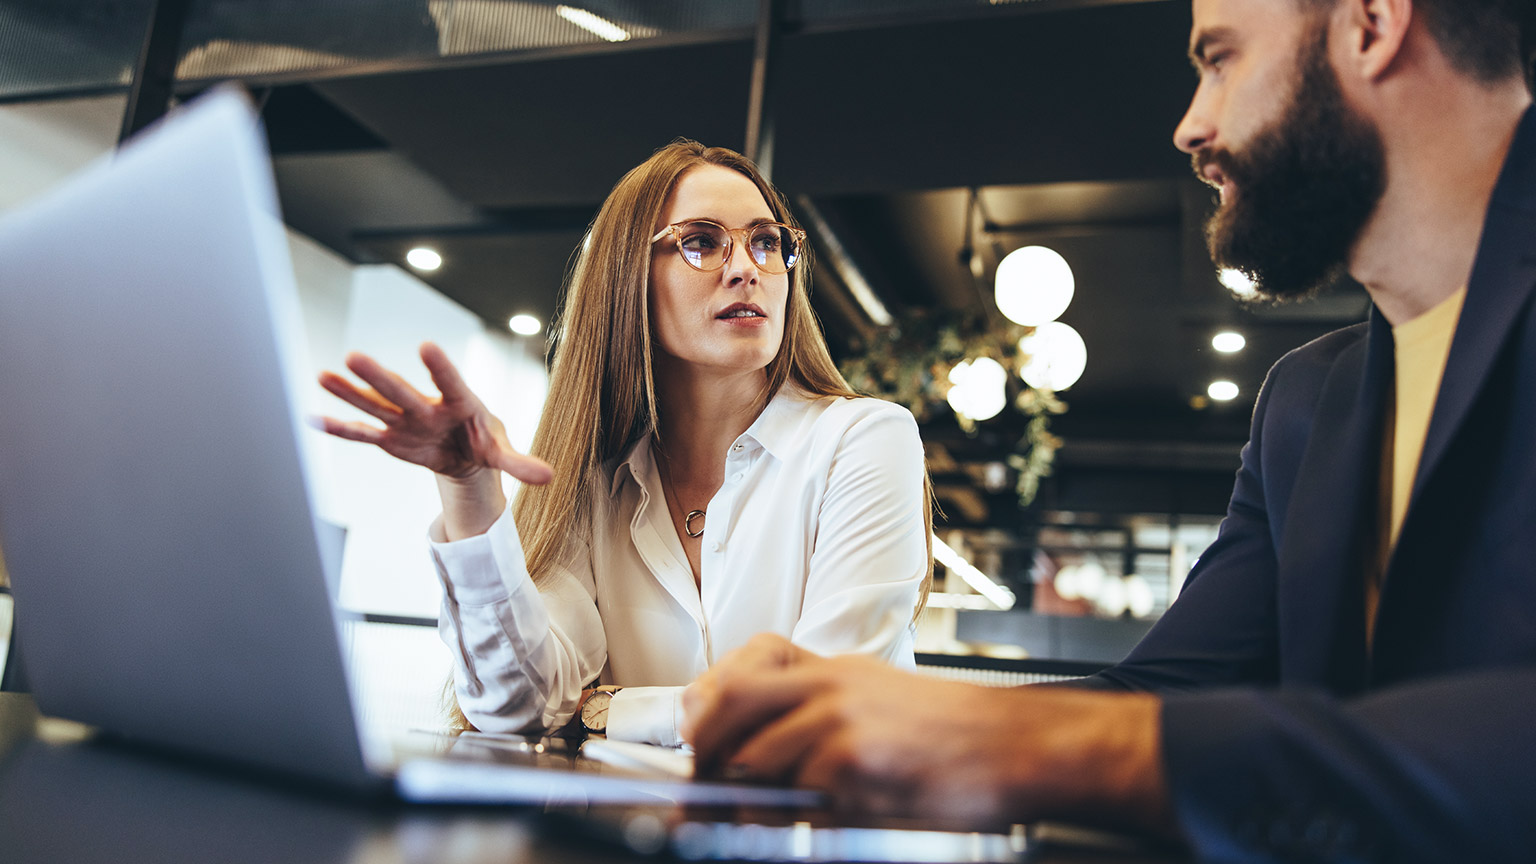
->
<box><xmin>582</xmin><ymin>691</ymin><xmax>611</xmax><ymax>732</ymax></box>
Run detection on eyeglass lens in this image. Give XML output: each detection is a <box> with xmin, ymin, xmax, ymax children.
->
<box><xmin>676</xmin><ymin>222</ymin><xmax>800</xmax><ymax>273</ymax></box>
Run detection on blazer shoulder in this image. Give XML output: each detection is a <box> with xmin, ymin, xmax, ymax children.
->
<box><xmin>1262</xmin><ymin>320</ymin><xmax>1370</xmax><ymax>401</ymax></box>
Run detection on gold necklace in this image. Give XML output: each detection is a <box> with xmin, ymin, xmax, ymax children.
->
<box><xmin>654</xmin><ymin>444</ymin><xmax>706</xmax><ymax>538</ymax></box>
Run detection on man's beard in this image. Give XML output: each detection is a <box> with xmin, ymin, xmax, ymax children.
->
<box><xmin>1200</xmin><ymin>30</ymin><xmax>1386</xmax><ymax>302</ymax></box>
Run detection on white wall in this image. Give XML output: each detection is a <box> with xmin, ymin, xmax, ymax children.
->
<box><xmin>0</xmin><ymin>94</ymin><xmax>126</xmax><ymax>211</ymax></box>
<box><xmin>320</xmin><ymin>263</ymin><xmax>548</xmax><ymax>617</ymax></box>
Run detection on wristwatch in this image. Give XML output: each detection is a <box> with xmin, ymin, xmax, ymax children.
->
<box><xmin>580</xmin><ymin>686</ymin><xmax>621</xmax><ymax>735</ymax></box>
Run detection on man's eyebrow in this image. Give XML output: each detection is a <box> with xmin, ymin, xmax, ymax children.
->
<box><xmin>1189</xmin><ymin>27</ymin><xmax>1237</xmax><ymax>66</ymax></box>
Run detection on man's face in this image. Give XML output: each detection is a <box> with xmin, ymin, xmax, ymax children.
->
<box><xmin>1176</xmin><ymin>0</ymin><xmax>1386</xmax><ymax>301</ymax></box>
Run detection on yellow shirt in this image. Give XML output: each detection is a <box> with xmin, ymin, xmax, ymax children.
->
<box><xmin>1370</xmin><ymin>286</ymin><xmax>1466</xmax><ymax>638</ymax></box>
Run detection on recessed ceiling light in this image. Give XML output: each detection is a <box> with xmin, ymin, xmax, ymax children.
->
<box><xmin>508</xmin><ymin>314</ymin><xmax>542</xmax><ymax>336</ymax></box>
<box><xmin>1218</xmin><ymin>268</ymin><xmax>1258</xmax><ymax>299</ymax></box>
<box><xmin>406</xmin><ymin>247</ymin><xmax>442</xmax><ymax>271</ymax></box>
<box><xmin>1208</xmin><ymin>380</ymin><xmax>1240</xmax><ymax>402</ymax></box>
<box><xmin>1211</xmin><ymin>331</ymin><xmax>1246</xmax><ymax>353</ymax></box>
<box><xmin>556</xmin><ymin>5</ymin><xmax>630</xmax><ymax>41</ymax></box>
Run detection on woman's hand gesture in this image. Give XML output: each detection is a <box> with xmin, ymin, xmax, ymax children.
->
<box><xmin>314</xmin><ymin>342</ymin><xmax>552</xmax><ymax>486</ymax></box>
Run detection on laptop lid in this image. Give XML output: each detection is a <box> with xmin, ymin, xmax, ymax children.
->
<box><xmin>0</xmin><ymin>88</ymin><xmax>375</xmax><ymax>792</ymax></box>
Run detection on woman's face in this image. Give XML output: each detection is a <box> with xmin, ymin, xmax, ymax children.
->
<box><xmin>648</xmin><ymin>165</ymin><xmax>790</xmax><ymax>380</ymax></box>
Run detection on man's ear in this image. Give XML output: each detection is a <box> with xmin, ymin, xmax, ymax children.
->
<box><xmin>1337</xmin><ymin>0</ymin><xmax>1413</xmax><ymax>82</ymax></box>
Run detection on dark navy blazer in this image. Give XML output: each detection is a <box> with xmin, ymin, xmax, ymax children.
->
<box><xmin>1084</xmin><ymin>109</ymin><xmax>1536</xmax><ymax>862</ymax></box>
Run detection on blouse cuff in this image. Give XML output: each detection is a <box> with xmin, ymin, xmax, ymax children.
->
<box><xmin>427</xmin><ymin>504</ymin><xmax>529</xmax><ymax>607</ymax></box>
<box><xmin>606</xmin><ymin>686</ymin><xmax>686</xmax><ymax>748</ymax></box>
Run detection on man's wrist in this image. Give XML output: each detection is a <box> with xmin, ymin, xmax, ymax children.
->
<box><xmin>1096</xmin><ymin>693</ymin><xmax>1175</xmax><ymax>835</ymax></box>
<box><xmin>995</xmin><ymin>689</ymin><xmax>1173</xmax><ymax>836</ymax></box>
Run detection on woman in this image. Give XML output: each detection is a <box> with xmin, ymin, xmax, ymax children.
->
<box><xmin>317</xmin><ymin>140</ymin><xmax>931</xmax><ymax>746</ymax></box>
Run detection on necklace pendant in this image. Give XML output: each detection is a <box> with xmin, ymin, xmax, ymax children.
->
<box><xmin>684</xmin><ymin>509</ymin><xmax>706</xmax><ymax>538</ymax></box>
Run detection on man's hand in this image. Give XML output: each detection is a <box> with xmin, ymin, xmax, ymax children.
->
<box><xmin>683</xmin><ymin>634</ymin><xmax>1174</xmax><ymax>835</ymax></box>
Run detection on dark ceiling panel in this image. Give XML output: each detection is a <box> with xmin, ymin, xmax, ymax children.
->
<box><xmin>352</xmin><ymin>229</ymin><xmax>585</xmax><ymax>333</ymax></box>
<box><xmin>273</xmin><ymin>150</ymin><xmax>485</xmax><ymax>256</ymax></box>
<box><xmin>772</xmin><ymin>1</ymin><xmax>1195</xmax><ymax>193</ymax></box>
<box><xmin>313</xmin><ymin>41</ymin><xmax>755</xmax><ymax>208</ymax></box>
<box><xmin>260</xmin><ymin>84</ymin><xmax>386</xmax><ymax>155</ymax></box>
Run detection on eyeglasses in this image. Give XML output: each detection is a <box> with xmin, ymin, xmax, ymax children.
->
<box><xmin>651</xmin><ymin>220</ymin><xmax>806</xmax><ymax>274</ymax></box>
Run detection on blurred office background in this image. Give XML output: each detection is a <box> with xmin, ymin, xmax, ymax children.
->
<box><xmin>0</xmin><ymin>0</ymin><xmax>1375</xmax><ymax>738</ymax></box>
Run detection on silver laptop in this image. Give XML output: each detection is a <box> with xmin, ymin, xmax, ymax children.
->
<box><xmin>0</xmin><ymin>87</ymin><xmax>817</xmax><ymax>809</ymax></box>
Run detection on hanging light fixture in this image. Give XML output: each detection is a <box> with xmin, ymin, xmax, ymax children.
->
<box><xmin>994</xmin><ymin>245</ymin><xmax>1074</xmax><ymax>326</ymax></box>
<box><xmin>947</xmin><ymin>357</ymin><xmax>1008</xmax><ymax>422</ymax></box>
<box><xmin>1017</xmin><ymin>321</ymin><xmax>1088</xmax><ymax>391</ymax></box>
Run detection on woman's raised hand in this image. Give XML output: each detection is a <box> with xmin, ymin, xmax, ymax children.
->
<box><xmin>314</xmin><ymin>342</ymin><xmax>553</xmax><ymax>487</ymax></box>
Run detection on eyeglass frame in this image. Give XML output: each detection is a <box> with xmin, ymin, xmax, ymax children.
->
<box><xmin>650</xmin><ymin>219</ymin><xmax>808</xmax><ymax>274</ymax></box>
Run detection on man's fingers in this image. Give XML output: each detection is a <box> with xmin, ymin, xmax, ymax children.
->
<box><xmin>344</xmin><ymin>351</ymin><xmax>435</xmax><ymax>417</ymax></box>
<box><xmin>310</xmin><ymin>415</ymin><xmax>386</xmax><ymax>445</ymax></box>
<box><xmin>716</xmin><ymin>700</ymin><xmax>835</xmax><ymax>784</ymax></box>
<box><xmin>688</xmin><ymin>667</ymin><xmax>831</xmax><ymax>778</ymax></box>
<box><xmin>715</xmin><ymin>634</ymin><xmax>812</xmax><ymax>676</ymax></box>
<box><xmin>318</xmin><ymin>371</ymin><xmax>405</xmax><ymax>423</ymax></box>
<box><xmin>682</xmin><ymin>635</ymin><xmax>799</xmax><ymax>748</ymax></box>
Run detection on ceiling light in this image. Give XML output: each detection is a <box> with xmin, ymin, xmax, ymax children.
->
<box><xmin>1017</xmin><ymin>321</ymin><xmax>1088</xmax><ymax>391</ymax></box>
<box><xmin>994</xmin><ymin>245</ymin><xmax>1074</xmax><ymax>326</ymax></box>
<box><xmin>1218</xmin><ymin>268</ymin><xmax>1258</xmax><ymax>299</ymax></box>
<box><xmin>1211</xmin><ymin>331</ymin><xmax>1246</xmax><ymax>353</ymax></box>
<box><xmin>947</xmin><ymin>357</ymin><xmax>1008</xmax><ymax>422</ymax></box>
<box><xmin>406</xmin><ymin>247</ymin><xmax>442</xmax><ymax>272</ymax></box>
<box><xmin>556</xmin><ymin>5</ymin><xmax>630</xmax><ymax>41</ymax></box>
<box><xmin>1208</xmin><ymin>380</ymin><xmax>1240</xmax><ymax>401</ymax></box>
<box><xmin>508</xmin><ymin>314</ymin><xmax>542</xmax><ymax>336</ymax></box>
<box><xmin>932</xmin><ymin>534</ymin><xmax>1015</xmax><ymax>610</ymax></box>
<box><xmin>795</xmin><ymin>196</ymin><xmax>893</xmax><ymax>326</ymax></box>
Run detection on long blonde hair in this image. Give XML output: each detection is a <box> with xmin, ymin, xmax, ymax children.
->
<box><xmin>447</xmin><ymin>141</ymin><xmax>933</xmax><ymax>730</ymax></box>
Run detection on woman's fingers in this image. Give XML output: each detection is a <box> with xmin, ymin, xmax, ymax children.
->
<box><xmin>489</xmin><ymin>449</ymin><xmax>554</xmax><ymax>485</ymax></box>
<box><xmin>309</xmin><ymin>415</ymin><xmax>386</xmax><ymax>445</ymax></box>
<box><xmin>419</xmin><ymin>342</ymin><xmax>483</xmax><ymax>409</ymax></box>
<box><xmin>321</xmin><ymin>346</ymin><xmax>548</xmax><ymax>483</ymax></box>
<box><xmin>344</xmin><ymin>351</ymin><xmax>436</xmax><ymax>417</ymax></box>
<box><xmin>463</xmin><ymin>410</ymin><xmax>553</xmax><ymax>486</ymax></box>
<box><xmin>317</xmin><ymin>370</ymin><xmax>405</xmax><ymax>423</ymax></box>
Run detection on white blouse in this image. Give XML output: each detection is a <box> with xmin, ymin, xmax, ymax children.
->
<box><xmin>428</xmin><ymin>387</ymin><xmax>928</xmax><ymax>746</ymax></box>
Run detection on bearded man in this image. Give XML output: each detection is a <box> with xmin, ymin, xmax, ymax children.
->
<box><xmin>680</xmin><ymin>1</ymin><xmax>1536</xmax><ymax>861</ymax></box>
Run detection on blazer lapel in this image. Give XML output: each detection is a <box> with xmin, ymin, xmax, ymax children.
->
<box><xmin>1274</xmin><ymin>310</ymin><xmax>1393</xmax><ymax>694</ymax></box>
<box><xmin>1410</xmin><ymin>109</ymin><xmax>1536</xmax><ymax>505</ymax></box>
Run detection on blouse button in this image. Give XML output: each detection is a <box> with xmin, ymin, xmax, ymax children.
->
<box><xmin>731</xmin><ymin>442</ymin><xmax>743</xmax><ymax>452</ymax></box>
<box><xmin>710</xmin><ymin>541</ymin><xmax>722</xmax><ymax>553</ymax></box>
<box><xmin>731</xmin><ymin>471</ymin><xmax>745</xmax><ymax>483</ymax></box>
